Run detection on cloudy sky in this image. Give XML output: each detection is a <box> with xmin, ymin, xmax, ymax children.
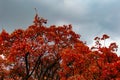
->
<box><xmin>0</xmin><ymin>0</ymin><xmax>120</xmax><ymax>55</ymax></box>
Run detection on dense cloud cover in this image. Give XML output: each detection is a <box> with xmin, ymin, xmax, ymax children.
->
<box><xmin>0</xmin><ymin>0</ymin><xmax>120</xmax><ymax>55</ymax></box>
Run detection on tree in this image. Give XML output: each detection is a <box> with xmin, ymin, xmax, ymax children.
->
<box><xmin>0</xmin><ymin>13</ymin><xmax>120</xmax><ymax>80</ymax></box>
<box><xmin>0</xmin><ymin>13</ymin><xmax>81</xmax><ymax>80</ymax></box>
<box><xmin>59</xmin><ymin>34</ymin><xmax>120</xmax><ymax>80</ymax></box>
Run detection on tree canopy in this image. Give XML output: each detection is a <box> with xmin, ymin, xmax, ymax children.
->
<box><xmin>0</xmin><ymin>13</ymin><xmax>120</xmax><ymax>80</ymax></box>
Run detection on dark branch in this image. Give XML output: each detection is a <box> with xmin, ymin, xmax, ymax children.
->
<box><xmin>25</xmin><ymin>52</ymin><xmax>30</xmax><ymax>76</ymax></box>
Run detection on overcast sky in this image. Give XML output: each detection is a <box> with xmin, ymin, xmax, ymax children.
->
<box><xmin>0</xmin><ymin>0</ymin><xmax>120</xmax><ymax>55</ymax></box>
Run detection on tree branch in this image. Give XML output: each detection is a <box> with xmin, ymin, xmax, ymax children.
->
<box><xmin>25</xmin><ymin>52</ymin><xmax>30</xmax><ymax>76</ymax></box>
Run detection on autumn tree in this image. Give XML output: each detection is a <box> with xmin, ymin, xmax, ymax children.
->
<box><xmin>0</xmin><ymin>13</ymin><xmax>120</xmax><ymax>80</ymax></box>
<box><xmin>0</xmin><ymin>13</ymin><xmax>81</xmax><ymax>80</ymax></box>
<box><xmin>59</xmin><ymin>34</ymin><xmax>120</xmax><ymax>80</ymax></box>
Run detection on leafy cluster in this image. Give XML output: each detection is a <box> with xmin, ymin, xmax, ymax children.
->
<box><xmin>0</xmin><ymin>13</ymin><xmax>120</xmax><ymax>80</ymax></box>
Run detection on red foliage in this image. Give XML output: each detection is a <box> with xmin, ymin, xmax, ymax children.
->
<box><xmin>0</xmin><ymin>13</ymin><xmax>120</xmax><ymax>80</ymax></box>
<box><xmin>101</xmin><ymin>34</ymin><xmax>110</xmax><ymax>40</ymax></box>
